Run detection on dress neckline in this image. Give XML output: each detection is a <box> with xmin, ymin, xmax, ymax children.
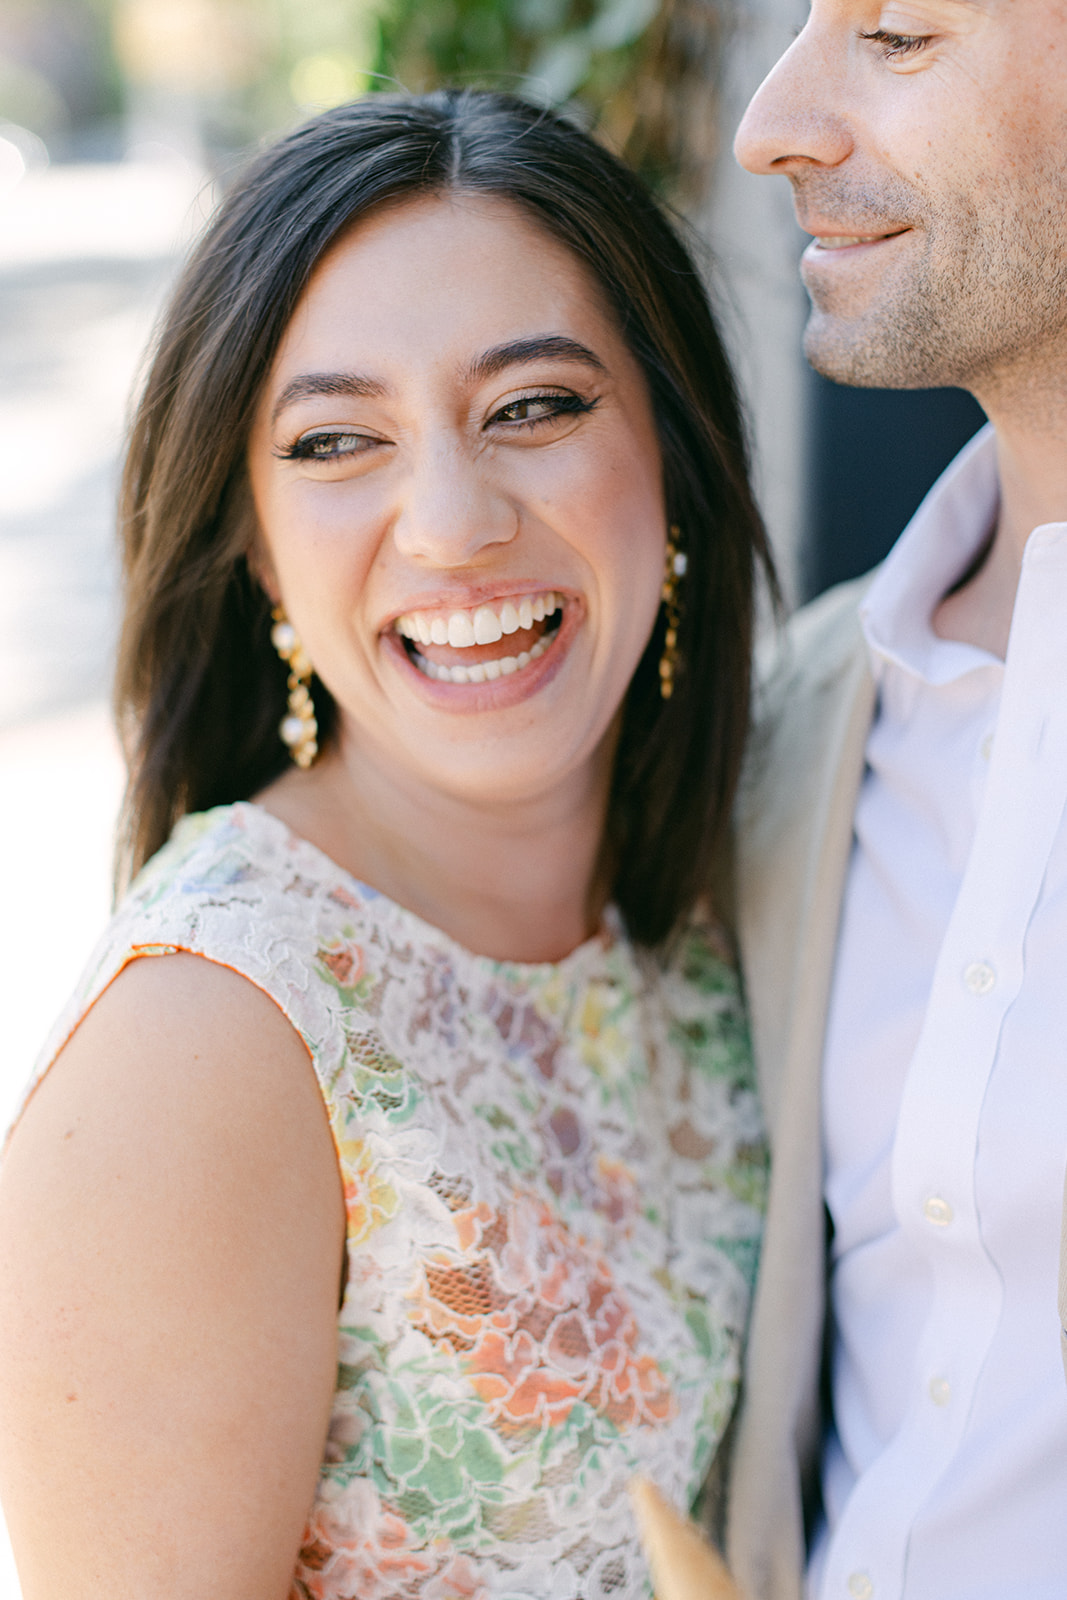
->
<box><xmin>192</xmin><ymin>800</ymin><xmax>626</xmax><ymax>986</ymax></box>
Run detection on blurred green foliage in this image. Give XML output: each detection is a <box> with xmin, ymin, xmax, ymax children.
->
<box><xmin>372</xmin><ymin>0</ymin><xmax>724</xmax><ymax>195</ymax></box>
<box><xmin>372</xmin><ymin>0</ymin><xmax>723</xmax><ymax>196</ymax></box>
<box><xmin>376</xmin><ymin>0</ymin><xmax>657</xmax><ymax>104</ymax></box>
<box><xmin>231</xmin><ymin>0</ymin><xmax>707</xmax><ymax>191</ymax></box>
<box><xmin>0</xmin><ymin>0</ymin><xmax>725</xmax><ymax>193</ymax></box>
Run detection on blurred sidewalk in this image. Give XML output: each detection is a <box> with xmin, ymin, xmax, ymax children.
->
<box><xmin>0</xmin><ymin>157</ymin><xmax>213</xmax><ymax>727</ymax></box>
<box><xmin>0</xmin><ymin>702</ymin><xmax>124</xmax><ymax>1123</ymax></box>
<box><xmin>0</xmin><ymin>155</ymin><xmax>210</xmax><ymax>1597</ymax></box>
<box><xmin>0</xmin><ymin>154</ymin><xmax>210</xmax><ymax>1096</ymax></box>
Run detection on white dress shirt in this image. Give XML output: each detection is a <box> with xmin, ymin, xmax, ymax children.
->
<box><xmin>810</xmin><ymin>426</ymin><xmax>1067</xmax><ymax>1600</ymax></box>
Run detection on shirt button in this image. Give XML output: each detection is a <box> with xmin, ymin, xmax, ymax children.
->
<box><xmin>923</xmin><ymin>1195</ymin><xmax>954</xmax><ymax>1226</ymax></box>
<box><xmin>929</xmin><ymin>1376</ymin><xmax>951</xmax><ymax>1406</ymax></box>
<box><xmin>963</xmin><ymin>961</ymin><xmax>996</xmax><ymax>995</ymax></box>
<box><xmin>848</xmin><ymin>1573</ymin><xmax>874</xmax><ymax>1599</ymax></box>
<box><xmin>980</xmin><ymin>732</ymin><xmax>994</xmax><ymax>760</ymax></box>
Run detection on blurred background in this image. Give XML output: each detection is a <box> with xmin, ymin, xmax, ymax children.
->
<box><xmin>0</xmin><ymin>4</ymin><xmax>981</xmax><ymax>1588</ymax></box>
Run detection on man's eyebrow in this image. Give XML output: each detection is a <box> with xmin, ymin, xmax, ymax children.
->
<box><xmin>270</xmin><ymin>371</ymin><xmax>386</xmax><ymax>425</ymax></box>
<box><xmin>465</xmin><ymin>335</ymin><xmax>607</xmax><ymax>383</ymax></box>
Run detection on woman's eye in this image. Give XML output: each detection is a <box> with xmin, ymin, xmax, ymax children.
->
<box><xmin>490</xmin><ymin>392</ymin><xmax>596</xmax><ymax>428</ymax></box>
<box><xmin>278</xmin><ymin>431</ymin><xmax>381</xmax><ymax>462</ymax></box>
<box><xmin>860</xmin><ymin>27</ymin><xmax>931</xmax><ymax>59</ymax></box>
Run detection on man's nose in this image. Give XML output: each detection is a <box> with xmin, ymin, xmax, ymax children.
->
<box><xmin>390</xmin><ymin>442</ymin><xmax>518</xmax><ymax>567</ymax></box>
<box><xmin>733</xmin><ymin>25</ymin><xmax>854</xmax><ymax>175</ymax></box>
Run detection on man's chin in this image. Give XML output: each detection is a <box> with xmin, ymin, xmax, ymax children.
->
<box><xmin>802</xmin><ymin>312</ymin><xmax>937</xmax><ymax>391</ymax></box>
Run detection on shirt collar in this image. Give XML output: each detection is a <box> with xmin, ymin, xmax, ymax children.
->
<box><xmin>861</xmin><ymin>424</ymin><xmax>1001</xmax><ymax>686</ymax></box>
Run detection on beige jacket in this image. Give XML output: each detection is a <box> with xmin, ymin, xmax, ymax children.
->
<box><xmin>725</xmin><ymin>577</ymin><xmax>876</xmax><ymax>1600</ymax></box>
<box><xmin>722</xmin><ymin>574</ymin><xmax>1067</xmax><ymax>1597</ymax></box>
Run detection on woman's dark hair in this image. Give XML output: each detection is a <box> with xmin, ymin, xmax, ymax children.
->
<box><xmin>116</xmin><ymin>87</ymin><xmax>775</xmax><ymax>945</ymax></box>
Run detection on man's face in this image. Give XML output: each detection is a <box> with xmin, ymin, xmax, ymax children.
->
<box><xmin>733</xmin><ymin>0</ymin><xmax>1067</xmax><ymax>398</ymax></box>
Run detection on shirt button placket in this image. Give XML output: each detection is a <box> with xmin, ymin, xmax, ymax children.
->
<box><xmin>922</xmin><ymin>1195</ymin><xmax>953</xmax><ymax>1226</ymax></box>
<box><xmin>928</xmin><ymin>1376</ymin><xmax>952</xmax><ymax>1407</ymax></box>
<box><xmin>963</xmin><ymin>960</ymin><xmax>996</xmax><ymax>996</ymax></box>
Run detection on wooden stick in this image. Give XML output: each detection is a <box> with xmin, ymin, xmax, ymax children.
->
<box><xmin>629</xmin><ymin>1477</ymin><xmax>743</xmax><ymax>1600</ymax></box>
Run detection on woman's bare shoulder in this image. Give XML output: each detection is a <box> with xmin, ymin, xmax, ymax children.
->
<box><xmin>0</xmin><ymin>952</ymin><xmax>345</xmax><ymax>1599</ymax></box>
<box><xmin>14</xmin><ymin>950</ymin><xmax>322</xmax><ymax>1153</ymax></box>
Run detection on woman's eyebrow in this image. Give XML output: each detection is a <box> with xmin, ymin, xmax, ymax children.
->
<box><xmin>465</xmin><ymin>335</ymin><xmax>607</xmax><ymax>383</ymax></box>
<box><xmin>270</xmin><ymin>336</ymin><xmax>606</xmax><ymax>426</ymax></box>
<box><xmin>271</xmin><ymin>370</ymin><xmax>386</xmax><ymax>425</ymax></box>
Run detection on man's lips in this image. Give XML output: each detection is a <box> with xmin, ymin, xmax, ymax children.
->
<box><xmin>806</xmin><ymin>227</ymin><xmax>911</xmax><ymax>251</ymax></box>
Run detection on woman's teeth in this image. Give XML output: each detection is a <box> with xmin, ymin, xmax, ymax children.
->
<box><xmin>393</xmin><ymin>590</ymin><xmax>563</xmax><ymax>685</ymax></box>
<box><xmin>412</xmin><ymin>631</ymin><xmax>554</xmax><ymax>683</ymax></box>
<box><xmin>395</xmin><ymin>591</ymin><xmax>560</xmax><ymax>648</ymax></box>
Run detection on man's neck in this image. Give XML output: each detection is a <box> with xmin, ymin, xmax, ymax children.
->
<box><xmin>933</xmin><ymin>407</ymin><xmax>1067</xmax><ymax>659</ymax></box>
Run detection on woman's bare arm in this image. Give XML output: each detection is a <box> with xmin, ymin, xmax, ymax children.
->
<box><xmin>0</xmin><ymin>953</ymin><xmax>346</xmax><ymax>1600</ymax></box>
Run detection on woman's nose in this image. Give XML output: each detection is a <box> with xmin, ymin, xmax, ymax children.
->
<box><xmin>733</xmin><ymin>24</ymin><xmax>854</xmax><ymax>176</ymax></box>
<box><xmin>390</xmin><ymin>442</ymin><xmax>518</xmax><ymax>567</ymax></box>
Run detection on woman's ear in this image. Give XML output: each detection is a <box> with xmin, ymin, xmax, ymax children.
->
<box><xmin>246</xmin><ymin>532</ymin><xmax>280</xmax><ymax>606</ymax></box>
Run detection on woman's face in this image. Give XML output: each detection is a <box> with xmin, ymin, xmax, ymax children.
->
<box><xmin>248</xmin><ymin>192</ymin><xmax>666</xmax><ymax>810</ymax></box>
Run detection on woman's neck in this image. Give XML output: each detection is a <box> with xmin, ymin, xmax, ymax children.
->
<box><xmin>257</xmin><ymin>737</ymin><xmax>613</xmax><ymax>964</ymax></box>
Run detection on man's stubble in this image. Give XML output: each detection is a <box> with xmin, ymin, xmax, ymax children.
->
<box><xmin>798</xmin><ymin>155</ymin><xmax>1067</xmax><ymax>413</ymax></box>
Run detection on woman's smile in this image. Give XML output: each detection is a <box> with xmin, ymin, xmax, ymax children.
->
<box><xmin>385</xmin><ymin>585</ymin><xmax>575</xmax><ymax>692</ymax></box>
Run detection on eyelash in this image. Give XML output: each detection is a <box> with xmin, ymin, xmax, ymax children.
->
<box><xmin>491</xmin><ymin>391</ymin><xmax>598</xmax><ymax>428</ymax></box>
<box><xmin>859</xmin><ymin>27</ymin><xmax>931</xmax><ymax>59</ymax></box>
<box><xmin>277</xmin><ymin>391</ymin><xmax>597</xmax><ymax>461</ymax></box>
<box><xmin>278</xmin><ymin>431</ymin><xmax>375</xmax><ymax>462</ymax></box>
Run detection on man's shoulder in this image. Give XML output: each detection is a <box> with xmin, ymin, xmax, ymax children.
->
<box><xmin>739</xmin><ymin>572</ymin><xmax>875</xmax><ymax>837</ymax></box>
<box><xmin>759</xmin><ymin>571</ymin><xmax>874</xmax><ymax>703</ymax></box>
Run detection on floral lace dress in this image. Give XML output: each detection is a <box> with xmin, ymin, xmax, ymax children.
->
<box><xmin>30</xmin><ymin>802</ymin><xmax>766</xmax><ymax>1600</ymax></box>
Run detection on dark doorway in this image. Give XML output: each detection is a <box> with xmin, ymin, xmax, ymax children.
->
<box><xmin>803</xmin><ymin>373</ymin><xmax>987</xmax><ymax>600</ymax></box>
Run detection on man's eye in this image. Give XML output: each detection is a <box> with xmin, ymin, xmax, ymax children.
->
<box><xmin>860</xmin><ymin>27</ymin><xmax>931</xmax><ymax>59</ymax></box>
<box><xmin>278</xmin><ymin>431</ymin><xmax>379</xmax><ymax>462</ymax></box>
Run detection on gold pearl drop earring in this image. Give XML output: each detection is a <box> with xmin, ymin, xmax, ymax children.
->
<box><xmin>270</xmin><ymin>605</ymin><xmax>319</xmax><ymax>768</ymax></box>
<box><xmin>659</xmin><ymin>526</ymin><xmax>687</xmax><ymax>700</ymax></box>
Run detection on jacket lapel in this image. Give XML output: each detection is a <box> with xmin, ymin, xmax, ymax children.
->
<box><xmin>726</xmin><ymin>579</ymin><xmax>875</xmax><ymax>1600</ymax></box>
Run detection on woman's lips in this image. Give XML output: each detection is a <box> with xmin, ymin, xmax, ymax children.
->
<box><xmin>394</xmin><ymin>589</ymin><xmax>561</xmax><ymax>649</ymax></box>
<box><xmin>382</xmin><ymin>595</ymin><xmax>576</xmax><ymax>703</ymax></box>
<box><xmin>389</xmin><ymin>588</ymin><xmax>566</xmax><ymax>685</ymax></box>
